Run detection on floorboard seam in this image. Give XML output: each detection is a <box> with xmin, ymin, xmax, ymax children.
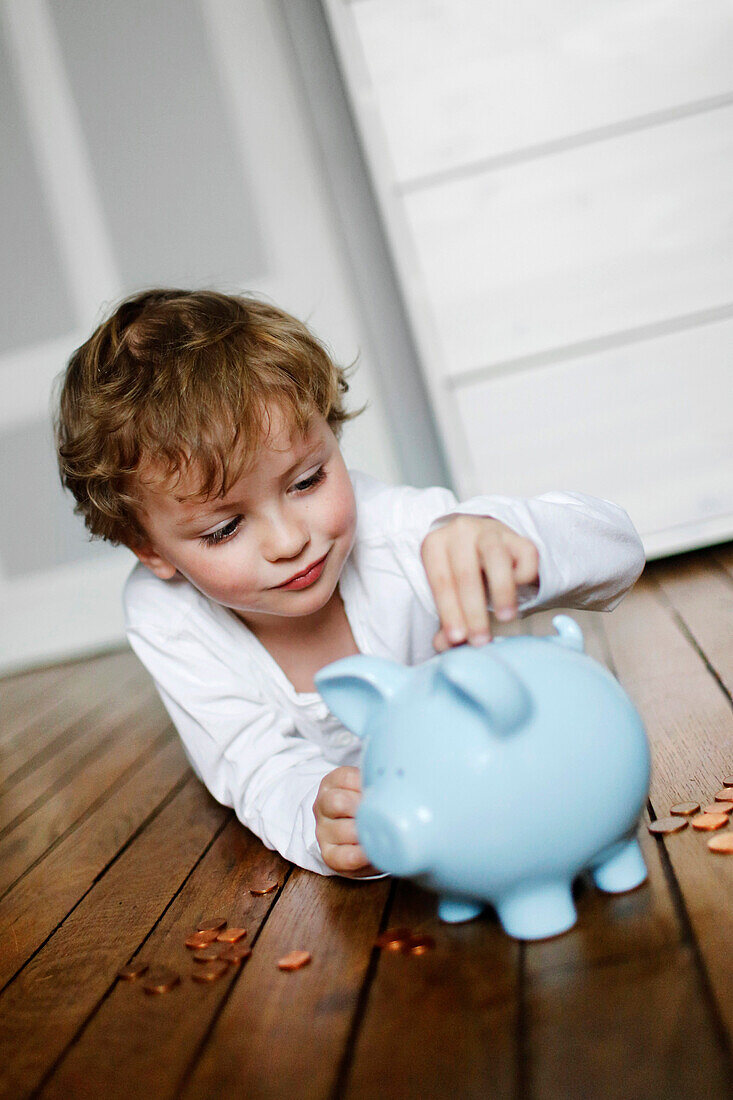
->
<box><xmin>30</xmin><ymin>810</ymin><xmax>233</xmax><ymax>1099</ymax></box>
<box><xmin>514</xmin><ymin>941</ymin><xmax>529</xmax><ymax>1100</ymax></box>
<box><xmin>0</xmin><ymin>767</ymin><xmax>190</xmax><ymax>998</ymax></box>
<box><xmin>0</xmin><ymin>728</ymin><xmax>174</xmax><ymax>905</ymax></box>
<box><xmin>649</xmin><ymin>576</ymin><xmax>733</xmax><ymax>707</ymax></box>
<box><xmin>646</xmin><ymin>797</ymin><xmax>733</xmax><ymax>1072</ymax></box>
<box><xmin>0</xmin><ymin>668</ymin><xmax>152</xmax><ymax>794</ymax></box>
<box><xmin>0</xmin><ymin>701</ymin><xmax>155</xmax><ymax>842</ymax></box>
<box><xmin>175</xmin><ymin>863</ymin><xmax>296</xmax><ymax>1096</ymax></box>
<box><xmin>328</xmin><ymin>878</ymin><xmax>397</xmax><ymax>1100</ymax></box>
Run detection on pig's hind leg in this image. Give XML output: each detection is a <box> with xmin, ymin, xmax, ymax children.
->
<box><xmin>591</xmin><ymin>836</ymin><xmax>647</xmax><ymax>894</ymax></box>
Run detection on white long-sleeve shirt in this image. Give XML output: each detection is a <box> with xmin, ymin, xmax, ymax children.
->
<box><xmin>123</xmin><ymin>470</ymin><xmax>645</xmax><ymax>875</ymax></box>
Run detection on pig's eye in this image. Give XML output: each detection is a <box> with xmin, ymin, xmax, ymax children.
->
<box><xmin>396</xmin><ymin>768</ymin><xmax>405</xmax><ymax>778</ymax></box>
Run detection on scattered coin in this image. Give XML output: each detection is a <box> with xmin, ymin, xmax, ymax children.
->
<box><xmin>648</xmin><ymin>817</ymin><xmax>688</xmax><ymax>835</ymax></box>
<box><xmin>278</xmin><ymin>950</ymin><xmax>311</xmax><ymax>971</ymax></box>
<box><xmin>250</xmin><ymin>882</ymin><xmax>278</xmax><ymax>896</ymax></box>
<box><xmin>722</xmin><ymin>775</ymin><xmax>733</xmax><ymax>788</ymax></box>
<box><xmin>670</xmin><ymin>802</ymin><xmax>700</xmax><ymax>816</ymax></box>
<box><xmin>714</xmin><ymin>788</ymin><xmax>733</xmax><ymax>802</ymax></box>
<box><xmin>185</xmin><ymin>930</ymin><xmax>220</xmax><ymax>949</ymax></box>
<box><xmin>118</xmin><ymin>961</ymin><xmax>149</xmax><ymax>981</ymax></box>
<box><xmin>219</xmin><ymin>944</ymin><xmax>252</xmax><ymax>965</ymax></box>
<box><xmin>216</xmin><ymin>927</ymin><xmax>247</xmax><ymax>944</ymax></box>
<box><xmin>192</xmin><ymin>960</ymin><xmax>229</xmax><ymax>983</ymax></box>
<box><xmin>196</xmin><ymin>917</ymin><xmax>227</xmax><ymax>933</ymax></box>
<box><xmin>402</xmin><ymin>934</ymin><xmax>435</xmax><ymax>956</ymax></box>
<box><xmin>192</xmin><ymin>946</ymin><xmax>223</xmax><ymax>963</ymax></box>
<box><xmin>691</xmin><ymin>812</ymin><xmax>728</xmax><ymax>831</ymax></box>
<box><xmin>707</xmin><ymin>833</ymin><xmax>733</xmax><ymax>854</ymax></box>
<box><xmin>703</xmin><ymin>802</ymin><xmax>733</xmax><ymax>815</ymax></box>
<box><xmin>375</xmin><ymin>927</ymin><xmax>413</xmax><ymax>950</ymax></box>
<box><xmin>143</xmin><ymin>967</ymin><xmax>180</xmax><ymax>994</ymax></box>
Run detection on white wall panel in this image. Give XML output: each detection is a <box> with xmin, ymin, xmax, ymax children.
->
<box><xmin>352</xmin><ymin>0</ymin><xmax>733</xmax><ymax>184</ymax></box>
<box><xmin>404</xmin><ymin>108</ymin><xmax>733</xmax><ymax>375</ymax></box>
<box><xmin>454</xmin><ymin>317</ymin><xmax>733</xmax><ymax>554</ymax></box>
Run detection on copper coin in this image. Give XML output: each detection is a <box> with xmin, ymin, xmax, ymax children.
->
<box><xmin>250</xmin><ymin>882</ymin><xmax>278</xmax><ymax>896</ymax></box>
<box><xmin>670</xmin><ymin>802</ymin><xmax>700</xmax><ymax>816</ymax></box>
<box><xmin>219</xmin><ymin>944</ymin><xmax>252</xmax><ymax>965</ymax></box>
<box><xmin>192</xmin><ymin>960</ymin><xmax>229</xmax><ymax>983</ymax></box>
<box><xmin>707</xmin><ymin>832</ymin><xmax>733</xmax><ymax>854</ymax></box>
<box><xmin>216</xmin><ymin>927</ymin><xmax>247</xmax><ymax>944</ymax></box>
<box><xmin>648</xmin><ymin>817</ymin><xmax>688</xmax><ymax>835</ymax></box>
<box><xmin>118</xmin><ymin>961</ymin><xmax>149</xmax><ymax>981</ymax></box>
<box><xmin>196</xmin><ymin>917</ymin><xmax>227</xmax><ymax>933</ymax></box>
<box><xmin>714</xmin><ymin>788</ymin><xmax>733</xmax><ymax>802</ymax></box>
<box><xmin>277</xmin><ymin>950</ymin><xmax>312</xmax><ymax>971</ymax></box>
<box><xmin>691</xmin><ymin>812</ymin><xmax>728</xmax><ymax>831</ymax></box>
<box><xmin>185</xmin><ymin>930</ymin><xmax>219</xmax><ymax>949</ymax></box>
<box><xmin>402</xmin><ymin>934</ymin><xmax>435</xmax><ymax>956</ymax></box>
<box><xmin>193</xmin><ymin>946</ymin><xmax>223</xmax><ymax>962</ymax></box>
<box><xmin>143</xmin><ymin>967</ymin><xmax>180</xmax><ymax>994</ymax></box>
<box><xmin>375</xmin><ymin>927</ymin><xmax>413</xmax><ymax>950</ymax></box>
<box><xmin>722</xmin><ymin>775</ymin><xmax>733</xmax><ymax>788</ymax></box>
<box><xmin>703</xmin><ymin>802</ymin><xmax>733</xmax><ymax>815</ymax></box>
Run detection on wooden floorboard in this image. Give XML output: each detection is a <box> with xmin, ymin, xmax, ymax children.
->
<box><xmin>0</xmin><ymin>546</ymin><xmax>732</xmax><ymax>1098</ymax></box>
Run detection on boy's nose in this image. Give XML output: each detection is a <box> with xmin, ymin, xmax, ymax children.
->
<box><xmin>260</xmin><ymin>509</ymin><xmax>310</xmax><ymax>560</ymax></box>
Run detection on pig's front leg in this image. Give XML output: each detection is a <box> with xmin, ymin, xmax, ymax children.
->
<box><xmin>437</xmin><ymin>896</ymin><xmax>484</xmax><ymax>923</ymax></box>
<box><xmin>495</xmin><ymin>880</ymin><xmax>577</xmax><ymax>940</ymax></box>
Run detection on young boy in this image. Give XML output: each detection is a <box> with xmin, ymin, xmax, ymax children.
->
<box><xmin>55</xmin><ymin>289</ymin><xmax>645</xmax><ymax>879</ymax></box>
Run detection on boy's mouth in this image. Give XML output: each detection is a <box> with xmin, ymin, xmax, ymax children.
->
<box><xmin>272</xmin><ymin>551</ymin><xmax>329</xmax><ymax>590</ymax></box>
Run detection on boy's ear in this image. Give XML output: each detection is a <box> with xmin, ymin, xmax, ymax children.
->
<box><xmin>131</xmin><ymin>542</ymin><xmax>178</xmax><ymax>580</ymax></box>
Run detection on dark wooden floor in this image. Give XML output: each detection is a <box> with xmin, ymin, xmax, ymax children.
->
<box><xmin>1</xmin><ymin>545</ymin><xmax>732</xmax><ymax>1099</ymax></box>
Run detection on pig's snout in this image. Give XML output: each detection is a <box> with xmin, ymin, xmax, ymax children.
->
<box><xmin>357</xmin><ymin>794</ymin><xmax>432</xmax><ymax>877</ymax></box>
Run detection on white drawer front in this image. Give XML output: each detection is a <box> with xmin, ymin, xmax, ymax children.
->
<box><xmin>405</xmin><ymin>107</ymin><xmax>733</xmax><ymax>376</ymax></box>
<box><xmin>453</xmin><ymin>317</ymin><xmax>733</xmax><ymax>545</ymax></box>
<box><xmin>352</xmin><ymin>0</ymin><xmax>733</xmax><ymax>184</ymax></box>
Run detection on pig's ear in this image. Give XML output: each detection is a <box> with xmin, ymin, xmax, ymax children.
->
<box><xmin>314</xmin><ymin>656</ymin><xmax>409</xmax><ymax>739</ymax></box>
<box><xmin>437</xmin><ymin>647</ymin><xmax>531</xmax><ymax>735</ymax></box>
<box><xmin>549</xmin><ymin>614</ymin><xmax>585</xmax><ymax>652</ymax></box>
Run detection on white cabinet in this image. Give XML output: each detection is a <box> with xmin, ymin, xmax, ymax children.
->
<box><xmin>324</xmin><ymin>0</ymin><xmax>733</xmax><ymax>558</ymax></box>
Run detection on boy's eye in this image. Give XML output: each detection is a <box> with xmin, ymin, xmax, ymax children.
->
<box><xmin>200</xmin><ymin>517</ymin><xmax>241</xmax><ymax>547</ymax></box>
<box><xmin>293</xmin><ymin>467</ymin><xmax>326</xmax><ymax>493</ymax></box>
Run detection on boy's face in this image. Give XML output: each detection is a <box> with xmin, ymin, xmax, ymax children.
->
<box><xmin>132</xmin><ymin>403</ymin><xmax>357</xmax><ymax>631</ymax></box>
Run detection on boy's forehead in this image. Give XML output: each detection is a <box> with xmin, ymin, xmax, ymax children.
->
<box><xmin>139</xmin><ymin>406</ymin><xmax>326</xmax><ymax>510</ymax></box>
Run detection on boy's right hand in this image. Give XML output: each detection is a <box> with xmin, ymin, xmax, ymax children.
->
<box><xmin>313</xmin><ymin>766</ymin><xmax>381</xmax><ymax>877</ymax></box>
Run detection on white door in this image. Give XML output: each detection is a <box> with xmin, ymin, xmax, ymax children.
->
<box><xmin>0</xmin><ymin>0</ymin><xmax>398</xmax><ymax>675</ymax></box>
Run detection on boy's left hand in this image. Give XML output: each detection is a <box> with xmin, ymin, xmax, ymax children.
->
<box><xmin>420</xmin><ymin>515</ymin><xmax>540</xmax><ymax>651</ymax></box>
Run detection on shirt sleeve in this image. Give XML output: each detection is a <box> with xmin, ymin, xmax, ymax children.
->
<box><xmin>125</xmin><ymin>620</ymin><xmax>340</xmax><ymax>876</ymax></box>
<box><xmin>398</xmin><ymin>485</ymin><xmax>645</xmax><ymax>615</ymax></box>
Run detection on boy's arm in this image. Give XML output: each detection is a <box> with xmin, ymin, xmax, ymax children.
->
<box><xmin>126</xmin><ymin>622</ymin><xmax>346</xmax><ymax>876</ymax></box>
<box><xmin>424</xmin><ymin>489</ymin><xmax>646</xmax><ymax>614</ymax></box>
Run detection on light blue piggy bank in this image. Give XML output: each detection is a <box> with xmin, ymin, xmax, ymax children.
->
<box><xmin>314</xmin><ymin>615</ymin><xmax>650</xmax><ymax>940</ymax></box>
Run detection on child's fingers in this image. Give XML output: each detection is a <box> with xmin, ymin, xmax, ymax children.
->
<box><xmin>320</xmin><ymin>840</ymin><xmax>372</xmax><ymax>873</ymax></box>
<box><xmin>421</xmin><ymin>539</ymin><xmax>472</xmax><ymax>645</ymax></box>
<box><xmin>325</xmin><ymin>765</ymin><xmax>361</xmax><ymax>793</ymax></box>
<box><xmin>323</xmin><ymin>816</ymin><xmax>360</xmax><ymax>847</ymax></box>
<box><xmin>477</xmin><ymin>541</ymin><xmax>518</xmax><ymax>622</ymax></box>
<box><xmin>444</xmin><ymin>539</ymin><xmax>497</xmax><ymax>644</ymax></box>
<box><xmin>319</xmin><ymin>786</ymin><xmax>361</xmax><ymax>820</ymax></box>
<box><xmin>514</xmin><ymin>539</ymin><xmax>541</xmax><ymax>585</ymax></box>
